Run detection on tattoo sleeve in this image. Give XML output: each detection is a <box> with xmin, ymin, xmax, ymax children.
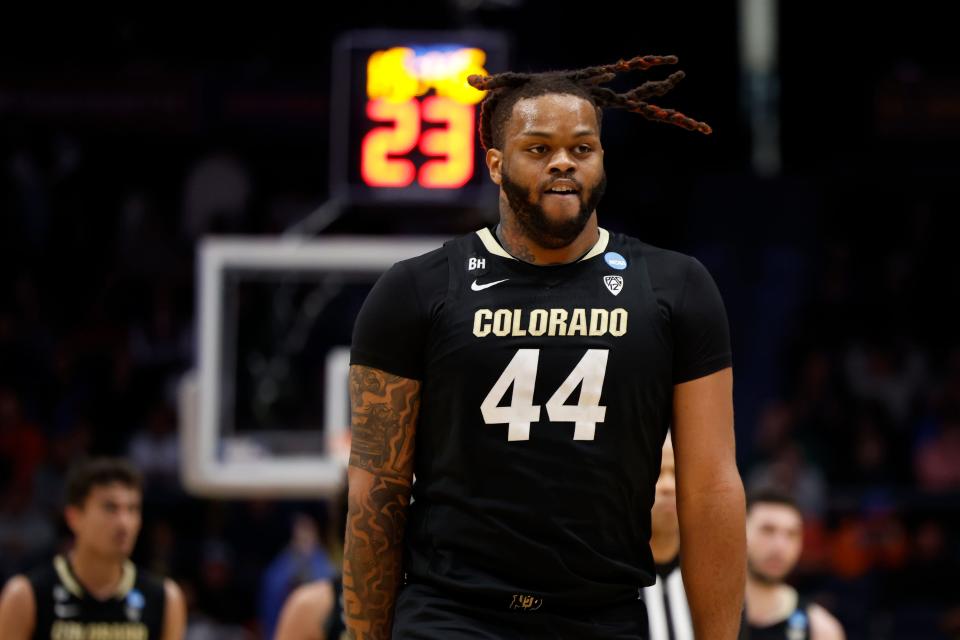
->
<box><xmin>343</xmin><ymin>364</ymin><xmax>420</xmax><ymax>640</ymax></box>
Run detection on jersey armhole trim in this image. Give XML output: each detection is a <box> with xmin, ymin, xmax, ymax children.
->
<box><xmin>673</xmin><ymin>356</ymin><xmax>733</xmax><ymax>385</ymax></box>
<box><xmin>349</xmin><ymin>351</ymin><xmax>425</xmax><ymax>382</ymax></box>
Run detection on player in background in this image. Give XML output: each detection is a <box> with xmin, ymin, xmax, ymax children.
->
<box><xmin>273</xmin><ymin>580</ymin><xmax>340</xmax><ymax>640</ymax></box>
<box><xmin>745</xmin><ymin>488</ymin><xmax>845</xmax><ymax>640</ymax></box>
<box><xmin>0</xmin><ymin>457</ymin><xmax>186</xmax><ymax>639</ymax></box>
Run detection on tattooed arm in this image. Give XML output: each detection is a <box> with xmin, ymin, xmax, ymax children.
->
<box><xmin>344</xmin><ymin>364</ymin><xmax>421</xmax><ymax>640</ymax></box>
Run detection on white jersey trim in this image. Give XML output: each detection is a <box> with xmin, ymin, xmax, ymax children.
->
<box><xmin>476</xmin><ymin>227</ymin><xmax>610</xmax><ymax>262</ymax></box>
<box><xmin>579</xmin><ymin>227</ymin><xmax>610</xmax><ymax>261</ymax></box>
<box><xmin>53</xmin><ymin>554</ymin><xmax>137</xmax><ymax>599</ymax></box>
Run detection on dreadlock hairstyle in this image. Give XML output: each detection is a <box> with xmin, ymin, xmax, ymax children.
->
<box><xmin>467</xmin><ymin>54</ymin><xmax>711</xmax><ymax>152</ymax></box>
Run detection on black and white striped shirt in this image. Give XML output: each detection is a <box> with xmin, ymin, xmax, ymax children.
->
<box><xmin>643</xmin><ymin>558</ymin><xmax>694</xmax><ymax>640</ymax></box>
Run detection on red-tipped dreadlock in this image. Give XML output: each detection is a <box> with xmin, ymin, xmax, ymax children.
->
<box><xmin>467</xmin><ymin>54</ymin><xmax>711</xmax><ymax>152</ymax></box>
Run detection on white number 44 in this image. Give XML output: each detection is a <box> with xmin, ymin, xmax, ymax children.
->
<box><xmin>480</xmin><ymin>349</ymin><xmax>608</xmax><ymax>442</ymax></box>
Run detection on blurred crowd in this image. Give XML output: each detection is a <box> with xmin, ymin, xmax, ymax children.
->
<box><xmin>734</xmin><ymin>191</ymin><xmax>960</xmax><ymax>637</ymax></box>
<box><xmin>2</xmin><ymin>130</ymin><xmax>958</xmax><ymax>639</ymax></box>
<box><xmin>3</xmin><ymin>13</ymin><xmax>960</xmax><ymax>631</ymax></box>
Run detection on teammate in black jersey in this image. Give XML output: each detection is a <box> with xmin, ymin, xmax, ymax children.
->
<box><xmin>0</xmin><ymin>458</ymin><xmax>186</xmax><ymax>639</ymax></box>
<box><xmin>744</xmin><ymin>489</ymin><xmax>844</xmax><ymax>640</ymax></box>
<box><xmin>344</xmin><ymin>54</ymin><xmax>745</xmax><ymax>639</ymax></box>
<box><xmin>274</xmin><ymin>579</ymin><xmax>346</xmax><ymax>640</ymax></box>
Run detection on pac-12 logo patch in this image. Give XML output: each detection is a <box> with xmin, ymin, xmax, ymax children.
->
<box><xmin>604</xmin><ymin>251</ymin><xmax>627</xmax><ymax>270</ymax></box>
<box><xmin>603</xmin><ymin>275</ymin><xmax>623</xmax><ymax>296</ymax></box>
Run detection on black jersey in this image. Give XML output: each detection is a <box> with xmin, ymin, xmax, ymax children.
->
<box><xmin>747</xmin><ymin>595</ymin><xmax>811</xmax><ymax>640</ymax></box>
<box><xmin>26</xmin><ymin>554</ymin><xmax>166</xmax><ymax>640</ymax></box>
<box><xmin>351</xmin><ymin>225</ymin><xmax>732</xmax><ymax>608</ymax></box>
<box><xmin>325</xmin><ymin>578</ymin><xmax>347</xmax><ymax>640</ymax></box>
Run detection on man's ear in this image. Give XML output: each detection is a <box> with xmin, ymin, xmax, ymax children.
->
<box><xmin>486</xmin><ymin>148</ymin><xmax>503</xmax><ymax>185</ymax></box>
<box><xmin>64</xmin><ymin>504</ymin><xmax>81</xmax><ymax>534</ymax></box>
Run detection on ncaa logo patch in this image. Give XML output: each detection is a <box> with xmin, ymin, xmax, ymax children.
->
<box><xmin>126</xmin><ymin>588</ymin><xmax>145</xmax><ymax>622</ymax></box>
<box><xmin>603</xmin><ymin>275</ymin><xmax>623</xmax><ymax>296</ymax></box>
<box><xmin>604</xmin><ymin>251</ymin><xmax>627</xmax><ymax>270</ymax></box>
<box><xmin>786</xmin><ymin>610</ymin><xmax>809</xmax><ymax>640</ymax></box>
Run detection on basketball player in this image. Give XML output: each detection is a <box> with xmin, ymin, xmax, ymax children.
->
<box><xmin>345</xmin><ymin>54</ymin><xmax>745</xmax><ymax>639</ymax></box>
<box><xmin>745</xmin><ymin>489</ymin><xmax>845</xmax><ymax>639</ymax></box>
<box><xmin>0</xmin><ymin>457</ymin><xmax>186</xmax><ymax>639</ymax></box>
<box><xmin>273</xmin><ymin>580</ymin><xmax>336</xmax><ymax>640</ymax></box>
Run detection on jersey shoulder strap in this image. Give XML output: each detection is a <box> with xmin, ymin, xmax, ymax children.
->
<box><xmin>614</xmin><ymin>232</ymin><xmax>656</xmax><ymax>294</ymax></box>
<box><xmin>25</xmin><ymin>557</ymin><xmax>57</xmax><ymax>595</ymax></box>
<box><xmin>784</xmin><ymin>594</ymin><xmax>812</xmax><ymax>639</ymax></box>
<box><xmin>25</xmin><ymin>558</ymin><xmax>58</xmax><ymax>626</ymax></box>
<box><xmin>129</xmin><ymin>563</ymin><xmax>167</xmax><ymax>631</ymax></box>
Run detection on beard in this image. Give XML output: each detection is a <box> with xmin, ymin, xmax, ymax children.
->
<box><xmin>747</xmin><ymin>557</ymin><xmax>786</xmax><ymax>585</ymax></box>
<box><xmin>501</xmin><ymin>168</ymin><xmax>607</xmax><ymax>249</ymax></box>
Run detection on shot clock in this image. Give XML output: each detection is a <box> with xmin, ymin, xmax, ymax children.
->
<box><xmin>330</xmin><ymin>30</ymin><xmax>509</xmax><ymax>205</ymax></box>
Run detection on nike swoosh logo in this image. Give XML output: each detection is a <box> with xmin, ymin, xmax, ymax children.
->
<box><xmin>55</xmin><ymin>604</ymin><xmax>80</xmax><ymax>618</ymax></box>
<box><xmin>471</xmin><ymin>278</ymin><xmax>509</xmax><ymax>291</ymax></box>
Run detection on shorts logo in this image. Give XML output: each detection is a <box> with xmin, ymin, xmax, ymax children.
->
<box><xmin>509</xmin><ymin>594</ymin><xmax>543</xmax><ymax>611</ymax></box>
<box><xmin>604</xmin><ymin>251</ymin><xmax>627</xmax><ymax>270</ymax></box>
<box><xmin>603</xmin><ymin>275</ymin><xmax>623</xmax><ymax>296</ymax></box>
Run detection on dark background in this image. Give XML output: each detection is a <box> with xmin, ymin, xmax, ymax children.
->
<box><xmin>2</xmin><ymin>3</ymin><xmax>959</xmax><ymax>638</ymax></box>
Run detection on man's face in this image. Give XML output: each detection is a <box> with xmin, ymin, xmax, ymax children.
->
<box><xmin>651</xmin><ymin>435</ymin><xmax>678</xmax><ymax>536</ymax></box>
<box><xmin>66</xmin><ymin>483</ymin><xmax>142</xmax><ymax>559</ymax></box>
<box><xmin>487</xmin><ymin>93</ymin><xmax>606</xmax><ymax>249</ymax></box>
<box><xmin>745</xmin><ymin>503</ymin><xmax>803</xmax><ymax>584</ymax></box>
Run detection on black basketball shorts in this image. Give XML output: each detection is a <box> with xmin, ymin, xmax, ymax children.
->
<box><xmin>391</xmin><ymin>582</ymin><xmax>649</xmax><ymax>640</ymax></box>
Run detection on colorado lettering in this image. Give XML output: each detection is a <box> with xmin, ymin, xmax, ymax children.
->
<box><xmin>473</xmin><ymin>308</ymin><xmax>627</xmax><ymax>337</ymax></box>
<box><xmin>51</xmin><ymin>621</ymin><xmax>148</xmax><ymax>640</ymax></box>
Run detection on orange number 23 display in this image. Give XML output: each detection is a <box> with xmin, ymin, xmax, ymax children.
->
<box><xmin>361</xmin><ymin>46</ymin><xmax>486</xmax><ymax>190</ymax></box>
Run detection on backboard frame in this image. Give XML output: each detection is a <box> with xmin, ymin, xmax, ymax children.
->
<box><xmin>182</xmin><ymin>235</ymin><xmax>445</xmax><ymax>497</ymax></box>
